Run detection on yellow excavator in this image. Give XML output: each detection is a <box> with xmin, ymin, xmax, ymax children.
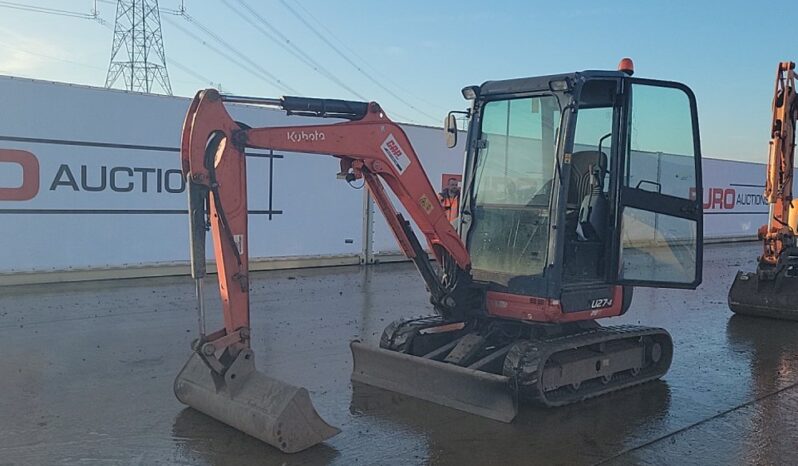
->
<box><xmin>729</xmin><ymin>61</ymin><xmax>798</xmax><ymax>319</ymax></box>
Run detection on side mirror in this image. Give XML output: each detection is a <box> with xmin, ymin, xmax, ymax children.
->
<box><xmin>444</xmin><ymin>113</ymin><xmax>458</xmax><ymax>148</ymax></box>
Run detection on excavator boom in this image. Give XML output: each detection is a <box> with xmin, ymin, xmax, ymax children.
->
<box><xmin>729</xmin><ymin>61</ymin><xmax>798</xmax><ymax>319</ymax></box>
<box><xmin>175</xmin><ymin>89</ymin><xmax>478</xmax><ymax>453</ymax></box>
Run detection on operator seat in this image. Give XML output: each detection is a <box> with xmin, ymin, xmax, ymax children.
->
<box><xmin>569</xmin><ymin>151</ymin><xmax>608</xmax><ymax>241</ymax></box>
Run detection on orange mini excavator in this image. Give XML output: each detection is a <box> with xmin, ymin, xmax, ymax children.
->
<box><xmin>174</xmin><ymin>60</ymin><xmax>704</xmax><ymax>452</ymax></box>
<box><xmin>729</xmin><ymin>61</ymin><xmax>798</xmax><ymax>319</ymax></box>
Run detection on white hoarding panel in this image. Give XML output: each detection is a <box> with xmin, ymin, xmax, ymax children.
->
<box><xmin>0</xmin><ymin>75</ymin><xmax>781</xmax><ymax>278</ymax></box>
<box><xmin>0</xmin><ymin>76</ymin><xmax>409</xmax><ymax>273</ymax></box>
<box><xmin>700</xmin><ymin>157</ymin><xmax>774</xmax><ymax>240</ymax></box>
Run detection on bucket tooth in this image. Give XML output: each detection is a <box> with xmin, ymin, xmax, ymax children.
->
<box><xmin>174</xmin><ymin>350</ymin><xmax>340</xmax><ymax>453</ymax></box>
<box><xmin>350</xmin><ymin>341</ymin><xmax>517</xmax><ymax>423</ymax></box>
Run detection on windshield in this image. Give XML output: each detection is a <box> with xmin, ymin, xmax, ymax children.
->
<box><xmin>468</xmin><ymin>95</ymin><xmax>561</xmax><ymax>277</ymax></box>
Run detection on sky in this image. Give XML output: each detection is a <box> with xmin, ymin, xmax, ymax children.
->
<box><xmin>0</xmin><ymin>0</ymin><xmax>793</xmax><ymax>162</ymax></box>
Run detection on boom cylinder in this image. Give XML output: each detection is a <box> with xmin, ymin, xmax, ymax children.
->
<box><xmin>221</xmin><ymin>94</ymin><xmax>370</xmax><ymax>120</ymax></box>
<box><xmin>187</xmin><ymin>179</ymin><xmax>208</xmax><ymax>336</ymax></box>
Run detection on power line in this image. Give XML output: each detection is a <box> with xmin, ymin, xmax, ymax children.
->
<box><xmin>222</xmin><ymin>0</ymin><xmax>367</xmax><ymax>100</ymax></box>
<box><xmin>175</xmin><ymin>12</ymin><xmax>298</xmax><ymax>94</ymax></box>
<box><xmin>0</xmin><ymin>2</ymin><xmax>222</xmax><ymax>94</ymax></box>
<box><xmin>163</xmin><ymin>3</ymin><xmax>415</xmax><ymax>121</ymax></box>
<box><xmin>162</xmin><ymin>15</ymin><xmax>295</xmax><ymax>94</ymax></box>
<box><xmin>0</xmin><ymin>1</ymin><xmax>95</xmax><ymax>19</ymax></box>
<box><xmin>168</xmin><ymin>58</ymin><xmax>211</xmax><ymax>85</ymax></box>
<box><xmin>168</xmin><ymin>56</ymin><xmax>228</xmax><ymax>90</ymax></box>
<box><xmin>98</xmin><ymin>0</ymin><xmax>181</xmax><ymax>15</ymax></box>
<box><xmin>290</xmin><ymin>0</ymin><xmax>449</xmax><ymax>114</ymax></box>
<box><xmin>278</xmin><ymin>0</ymin><xmax>441</xmax><ymax>124</ymax></box>
<box><xmin>93</xmin><ymin>8</ymin><xmax>213</xmax><ymax>91</ymax></box>
<box><xmin>228</xmin><ymin>0</ymin><xmax>415</xmax><ymax>121</ymax></box>
<box><xmin>102</xmin><ymin>1</ymin><xmax>284</xmax><ymax>94</ymax></box>
<box><xmin>182</xmin><ymin>1</ymin><xmax>416</xmax><ymax>121</ymax></box>
<box><xmin>1</xmin><ymin>1</ymin><xmax>433</xmax><ymax>122</ymax></box>
<box><xmin>98</xmin><ymin>16</ymin><xmax>224</xmax><ymax>90</ymax></box>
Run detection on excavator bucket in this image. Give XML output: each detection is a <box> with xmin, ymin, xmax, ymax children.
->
<box><xmin>350</xmin><ymin>341</ymin><xmax>517</xmax><ymax>422</ymax></box>
<box><xmin>174</xmin><ymin>349</ymin><xmax>340</xmax><ymax>453</ymax></box>
<box><xmin>729</xmin><ymin>271</ymin><xmax>798</xmax><ymax>320</ymax></box>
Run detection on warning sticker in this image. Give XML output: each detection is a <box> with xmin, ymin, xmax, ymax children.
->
<box><xmin>419</xmin><ymin>194</ymin><xmax>434</xmax><ymax>214</ymax></box>
<box><xmin>233</xmin><ymin>234</ymin><xmax>244</xmax><ymax>254</ymax></box>
<box><xmin>380</xmin><ymin>134</ymin><xmax>411</xmax><ymax>174</ymax></box>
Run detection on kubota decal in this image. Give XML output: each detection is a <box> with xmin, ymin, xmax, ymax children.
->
<box><xmin>380</xmin><ymin>134</ymin><xmax>411</xmax><ymax>173</ymax></box>
<box><xmin>287</xmin><ymin>130</ymin><xmax>326</xmax><ymax>143</ymax></box>
<box><xmin>0</xmin><ymin>149</ymin><xmax>39</xmax><ymax>201</ymax></box>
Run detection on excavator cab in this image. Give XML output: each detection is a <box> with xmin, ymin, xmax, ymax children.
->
<box><xmin>355</xmin><ymin>66</ymin><xmax>704</xmax><ymax>419</ymax></box>
<box><xmin>458</xmin><ymin>69</ymin><xmax>703</xmax><ymax>313</ymax></box>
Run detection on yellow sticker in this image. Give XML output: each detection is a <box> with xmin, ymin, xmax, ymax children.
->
<box><xmin>563</xmin><ymin>153</ymin><xmax>572</xmax><ymax>164</ymax></box>
<box><xmin>419</xmin><ymin>194</ymin><xmax>434</xmax><ymax>214</ymax></box>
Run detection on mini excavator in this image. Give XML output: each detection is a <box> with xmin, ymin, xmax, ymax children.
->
<box><xmin>729</xmin><ymin>61</ymin><xmax>798</xmax><ymax>319</ymax></box>
<box><xmin>174</xmin><ymin>59</ymin><xmax>704</xmax><ymax>453</ymax></box>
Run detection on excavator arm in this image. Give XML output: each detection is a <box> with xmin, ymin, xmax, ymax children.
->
<box><xmin>175</xmin><ymin>89</ymin><xmax>478</xmax><ymax>452</ymax></box>
<box><xmin>761</xmin><ymin>61</ymin><xmax>798</xmax><ymax>266</ymax></box>
<box><xmin>729</xmin><ymin>61</ymin><xmax>798</xmax><ymax>319</ymax></box>
<box><xmin>180</xmin><ymin>88</ymin><xmax>473</xmax><ymax>362</ymax></box>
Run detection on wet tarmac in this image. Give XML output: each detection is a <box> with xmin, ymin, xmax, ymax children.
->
<box><xmin>2</xmin><ymin>241</ymin><xmax>798</xmax><ymax>465</ymax></box>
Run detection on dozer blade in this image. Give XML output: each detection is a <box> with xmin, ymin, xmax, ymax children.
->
<box><xmin>729</xmin><ymin>271</ymin><xmax>798</xmax><ymax>320</ymax></box>
<box><xmin>174</xmin><ymin>349</ymin><xmax>340</xmax><ymax>453</ymax></box>
<box><xmin>350</xmin><ymin>341</ymin><xmax>517</xmax><ymax>422</ymax></box>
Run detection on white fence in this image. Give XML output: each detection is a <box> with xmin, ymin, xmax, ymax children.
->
<box><xmin>0</xmin><ymin>75</ymin><xmax>773</xmax><ymax>283</ymax></box>
<box><xmin>0</xmin><ymin>76</ymin><xmax>464</xmax><ymax>282</ymax></box>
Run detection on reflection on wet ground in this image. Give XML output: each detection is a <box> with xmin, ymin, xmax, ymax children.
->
<box><xmin>2</xmin><ymin>242</ymin><xmax>798</xmax><ymax>465</ymax></box>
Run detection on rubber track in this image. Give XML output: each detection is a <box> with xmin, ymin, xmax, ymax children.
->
<box><xmin>504</xmin><ymin>325</ymin><xmax>673</xmax><ymax>407</ymax></box>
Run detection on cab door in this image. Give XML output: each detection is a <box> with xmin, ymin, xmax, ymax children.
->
<box><xmin>610</xmin><ymin>79</ymin><xmax>703</xmax><ymax>288</ymax></box>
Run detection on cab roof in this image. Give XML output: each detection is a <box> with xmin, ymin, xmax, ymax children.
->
<box><xmin>478</xmin><ymin>70</ymin><xmax>627</xmax><ymax>96</ymax></box>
